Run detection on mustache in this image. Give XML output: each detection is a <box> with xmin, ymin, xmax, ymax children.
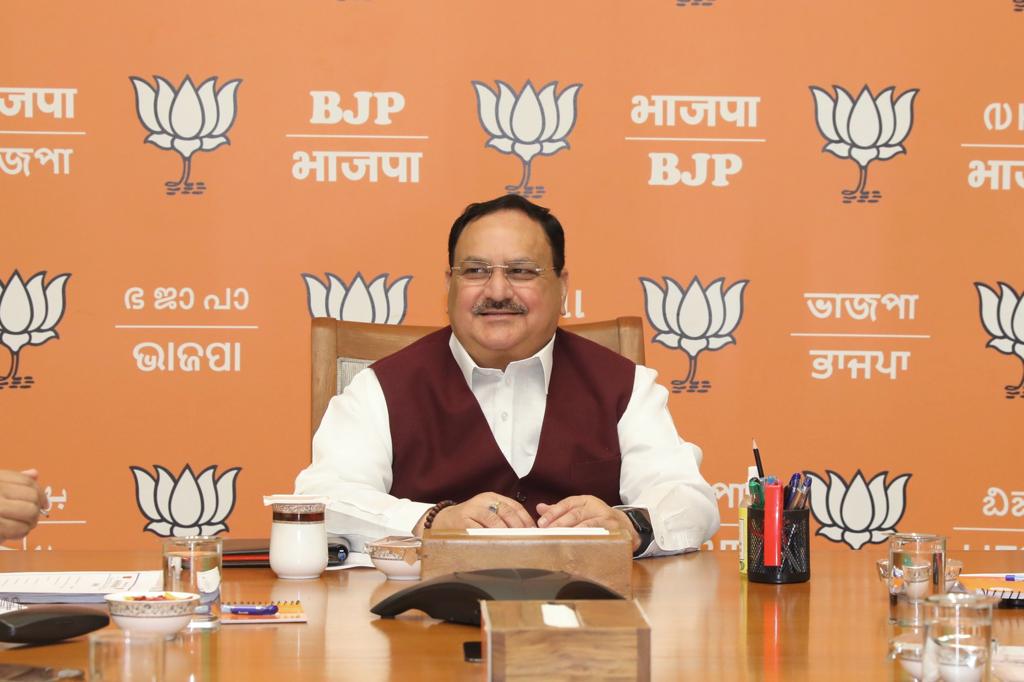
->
<box><xmin>472</xmin><ymin>299</ymin><xmax>528</xmax><ymax>315</ymax></box>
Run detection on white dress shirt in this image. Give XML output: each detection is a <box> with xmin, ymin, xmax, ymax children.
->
<box><xmin>294</xmin><ymin>333</ymin><xmax>720</xmax><ymax>557</ymax></box>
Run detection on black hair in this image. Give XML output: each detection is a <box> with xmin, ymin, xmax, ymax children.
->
<box><xmin>447</xmin><ymin>195</ymin><xmax>565</xmax><ymax>274</ymax></box>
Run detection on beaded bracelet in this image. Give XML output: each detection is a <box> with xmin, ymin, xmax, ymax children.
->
<box><xmin>422</xmin><ymin>499</ymin><xmax>456</xmax><ymax>530</ymax></box>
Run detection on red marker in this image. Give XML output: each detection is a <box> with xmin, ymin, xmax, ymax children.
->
<box><xmin>763</xmin><ymin>482</ymin><xmax>783</xmax><ymax>567</ymax></box>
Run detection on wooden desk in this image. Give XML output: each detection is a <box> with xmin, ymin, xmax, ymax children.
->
<box><xmin>2</xmin><ymin>549</ymin><xmax>1022</xmax><ymax>680</ymax></box>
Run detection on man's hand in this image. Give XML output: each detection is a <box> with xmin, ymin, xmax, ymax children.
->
<box><xmin>414</xmin><ymin>493</ymin><xmax>536</xmax><ymax>535</ymax></box>
<box><xmin>0</xmin><ymin>469</ymin><xmax>46</xmax><ymax>541</ymax></box>
<box><xmin>536</xmin><ymin>495</ymin><xmax>641</xmax><ymax>552</ymax></box>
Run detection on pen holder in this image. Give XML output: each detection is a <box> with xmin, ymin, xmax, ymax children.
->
<box><xmin>747</xmin><ymin>508</ymin><xmax>810</xmax><ymax>584</ymax></box>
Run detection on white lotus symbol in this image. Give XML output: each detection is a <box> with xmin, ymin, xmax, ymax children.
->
<box><xmin>810</xmin><ymin>85</ymin><xmax>918</xmax><ymax>196</ymax></box>
<box><xmin>806</xmin><ymin>470</ymin><xmax>910</xmax><ymax>550</ymax></box>
<box><xmin>472</xmin><ymin>80</ymin><xmax>581</xmax><ymax>196</ymax></box>
<box><xmin>975</xmin><ymin>281</ymin><xmax>1024</xmax><ymax>390</ymax></box>
<box><xmin>0</xmin><ymin>271</ymin><xmax>70</xmax><ymax>386</ymax></box>
<box><xmin>129</xmin><ymin>75</ymin><xmax>241</xmax><ymax>191</ymax></box>
<box><xmin>130</xmin><ymin>464</ymin><xmax>240</xmax><ymax>537</ymax></box>
<box><xmin>302</xmin><ymin>272</ymin><xmax>411</xmax><ymax>323</ymax></box>
<box><xmin>640</xmin><ymin>276</ymin><xmax>748</xmax><ymax>384</ymax></box>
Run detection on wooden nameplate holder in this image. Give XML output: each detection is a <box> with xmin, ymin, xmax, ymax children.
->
<box><xmin>420</xmin><ymin>528</ymin><xmax>632</xmax><ymax>597</ymax></box>
<box><xmin>481</xmin><ymin>599</ymin><xmax>651</xmax><ymax>682</ymax></box>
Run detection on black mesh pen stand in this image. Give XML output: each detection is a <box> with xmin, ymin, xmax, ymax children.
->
<box><xmin>747</xmin><ymin>508</ymin><xmax>811</xmax><ymax>584</ymax></box>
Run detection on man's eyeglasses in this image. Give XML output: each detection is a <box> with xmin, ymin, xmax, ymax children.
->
<box><xmin>450</xmin><ymin>260</ymin><xmax>550</xmax><ymax>285</ymax></box>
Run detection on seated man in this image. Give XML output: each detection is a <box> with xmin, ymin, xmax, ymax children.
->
<box><xmin>295</xmin><ymin>195</ymin><xmax>719</xmax><ymax>557</ymax></box>
<box><xmin>0</xmin><ymin>469</ymin><xmax>46</xmax><ymax>542</ymax></box>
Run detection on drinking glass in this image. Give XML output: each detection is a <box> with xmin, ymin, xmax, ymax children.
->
<box><xmin>923</xmin><ymin>593</ymin><xmax>997</xmax><ymax>682</ymax></box>
<box><xmin>889</xmin><ymin>533</ymin><xmax>946</xmax><ymax>602</ymax></box>
<box><xmin>163</xmin><ymin>536</ymin><xmax>222</xmax><ymax>629</ymax></box>
<box><xmin>89</xmin><ymin>630</ymin><xmax>165</xmax><ymax>681</ymax></box>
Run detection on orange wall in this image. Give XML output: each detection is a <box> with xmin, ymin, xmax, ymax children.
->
<box><xmin>2</xmin><ymin>1</ymin><xmax>1022</xmax><ymax>555</ymax></box>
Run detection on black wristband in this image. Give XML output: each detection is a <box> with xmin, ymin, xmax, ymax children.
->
<box><xmin>622</xmin><ymin>507</ymin><xmax>654</xmax><ymax>557</ymax></box>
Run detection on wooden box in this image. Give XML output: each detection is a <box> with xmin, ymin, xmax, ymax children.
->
<box><xmin>420</xmin><ymin>529</ymin><xmax>632</xmax><ymax>597</ymax></box>
<box><xmin>482</xmin><ymin>599</ymin><xmax>651</xmax><ymax>682</ymax></box>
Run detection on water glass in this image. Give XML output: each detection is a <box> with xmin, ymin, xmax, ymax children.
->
<box><xmin>923</xmin><ymin>593</ymin><xmax>997</xmax><ymax>682</ymax></box>
<box><xmin>889</xmin><ymin>533</ymin><xmax>946</xmax><ymax>603</ymax></box>
<box><xmin>163</xmin><ymin>536</ymin><xmax>222</xmax><ymax>629</ymax></box>
<box><xmin>89</xmin><ymin>630</ymin><xmax>165</xmax><ymax>681</ymax></box>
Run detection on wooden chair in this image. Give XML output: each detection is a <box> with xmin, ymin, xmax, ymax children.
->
<box><xmin>310</xmin><ymin>316</ymin><xmax>645</xmax><ymax>437</ymax></box>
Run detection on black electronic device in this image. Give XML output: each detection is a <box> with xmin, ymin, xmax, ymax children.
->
<box><xmin>370</xmin><ymin>567</ymin><xmax>623</xmax><ymax>626</ymax></box>
<box><xmin>0</xmin><ymin>605</ymin><xmax>109</xmax><ymax>644</ymax></box>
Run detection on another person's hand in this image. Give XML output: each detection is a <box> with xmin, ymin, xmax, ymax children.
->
<box><xmin>0</xmin><ymin>469</ymin><xmax>46</xmax><ymax>541</ymax></box>
<box><xmin>536</xmin><ymin>495</ymin><xmax>640</xmax><ymax>552</ymax></box>
<box><xmin>416</xmin><ymin>492</ymin><xmax>535</xmax><ymax>534</ymax></box>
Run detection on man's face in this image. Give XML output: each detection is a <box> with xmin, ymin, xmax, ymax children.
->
<box><xmin>447</xmin><ymin>209</ymin><xmax>568</xmax><ymax>369</ymax></box>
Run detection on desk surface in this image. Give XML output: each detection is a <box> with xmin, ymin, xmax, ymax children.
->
<box><xmin>2</xmin><ymin>548</ymin><xmax>1022</xmax><ymax>680</ymax></box>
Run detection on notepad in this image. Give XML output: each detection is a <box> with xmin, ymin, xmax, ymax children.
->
<box><xmin>960</xmin><ymin>574</ymin><xmax>1023</xmax><ymax>600</ymax></box>
<box><xmin>465</xmin><ymin>528</ymin><xmax>610</xmax><ymax>537</ymax></box>
<box><xmin>0</xmin><ymin>571</ymin><xmax>163</xmax><ymax>604</ymax></box>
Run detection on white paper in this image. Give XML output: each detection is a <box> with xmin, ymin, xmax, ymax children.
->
<box><xmin>263</xmin><ymin>494</ymin><xmax>330</xmax><ymax>506</ymax></box>
<box><xmin>465</xmin><ymin>528</ymin><xmax>610</xmax><ymax>537</ymax></box>
<box><xmin>0</xmin><ymin>570</ymin><xmax>163</xmax><ymax>603</ymax></box>
<box><xmin>541</xmin><ymin>603</ymin><xmax>580</xmax><ymax>628</ymax></box>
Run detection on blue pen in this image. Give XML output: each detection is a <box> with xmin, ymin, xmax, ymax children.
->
<box><xmin>1006</xmin><ymin>574</ymin><xmax>1024</xmax><ymax>581</ymax></box>
<box><xmin>223</xmin><ymin>604</ymin><xmax>278</xmax><ymax>616</ymax></box>
<box><xmin>784</xmin><ymin>473</ymin><xmax>801</xmax><ymax>508</ymax></box>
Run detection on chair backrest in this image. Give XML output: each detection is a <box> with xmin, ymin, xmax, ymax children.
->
<box><xmin>310</xmin><ymin>316</ymin><xmax>645</xmax><ymax>437</ymax></box>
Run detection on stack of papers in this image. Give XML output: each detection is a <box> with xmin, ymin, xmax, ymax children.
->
<box><xmin>0</xmin><ymin>571</ymin><xmax>163</xmax><ymax>604</ymax></box>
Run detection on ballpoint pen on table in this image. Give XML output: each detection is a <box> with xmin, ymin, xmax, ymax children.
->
<box><xmin>223</xmin><ymin>604</ymin><xmax>279</xmax><ymax>615</ymax></box>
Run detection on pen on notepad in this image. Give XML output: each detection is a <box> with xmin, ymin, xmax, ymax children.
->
<box><xmin>960</xmin><ymin>573</ymin><xmax>1024</xmax><ymax>580</ymax></box>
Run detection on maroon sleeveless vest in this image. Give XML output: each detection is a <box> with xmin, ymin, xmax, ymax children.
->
<box><xmin>373</xmin><ymin>327</ymin><xmax>636</xmax><ymax>520</ymax></box>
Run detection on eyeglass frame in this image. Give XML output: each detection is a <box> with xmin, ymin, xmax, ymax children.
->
<box><xmin>448</xmin><ymin>259</ymin><xmax>555</xmax><ymax>285</ymax></box>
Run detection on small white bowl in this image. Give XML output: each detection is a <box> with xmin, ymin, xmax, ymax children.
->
<box><xmin>365</xmin><ymin>536</ymin><xmax>421</xmax><ymax>581</ymax></box>
<box><xmin>105</xmin><ymin>591</ymin><xmax>199</xmax><ymax>637</ymax></box>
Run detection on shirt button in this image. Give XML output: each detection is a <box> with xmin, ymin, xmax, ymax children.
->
<box><xmin>501</xmin><ymin>411</ymin><xmax>509</xmax><ymax>421</ymax></box>
<box><xmin>515</xmin><ymin>492</ymin><xmax>527</xmax><ymax>503</ymax></box>
<box><xmin>505</xmin><ymin>375</ymin><xmax>512</xmax><ymax>385</ymax></box>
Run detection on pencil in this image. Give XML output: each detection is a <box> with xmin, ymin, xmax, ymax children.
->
<box><xmin>752</xmin><ymin>439</ymin><xmax>765</xmax><ymax>479</ymax></box>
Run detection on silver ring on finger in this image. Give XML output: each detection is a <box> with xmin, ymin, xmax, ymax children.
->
<box><xmin>487</xmin><ymin>501</ymin><xmax>501</xmax><ymax>515</ymax></box>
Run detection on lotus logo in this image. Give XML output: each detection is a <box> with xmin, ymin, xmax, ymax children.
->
<box><xmin>302</xmin><ymin>272</ymin><xmax>411</xmax><ymax>323</ymax></box>
<box><xmin>472</xmin><ymin>80</ymin><xmax>581</xmax><ymax>199</ymax></box>
<box><xmin>975</xmin><ymin>281</ymin><xmax>1024</xmax><ymax>394</ymax></box>
<box><xmin>639</xmin><ymin>276</ymin><xmax>747</xmax><ymax>391</ymax></box>
<box><xmin>129</xmin><ymin>75</ymin><xmax>242</xmax><ymax>195</ymax></box>
<box><xmin>0</xmin><ymin>271</ymin><xmax>70</xmax><ymax>390</ymax></box>
<box><xmin>130</xmin><ymin>464</ymin><xmax>240</xmax><ymax>537</ymax></box>
<box><xmin>810</xmin><ymin>85</ymin><xmax>918</xmax><ymax>203</ymax></box>
<box><xmin>806</xmin><ymin>470</ymin><xmax>910</xmax><ymax>550</ymax></box>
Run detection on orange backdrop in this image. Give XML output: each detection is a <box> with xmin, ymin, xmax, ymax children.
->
<box><xmin>2</xmin><ymin>1</ymin><xmax>1022</xmax><ymax>556</ymax></box>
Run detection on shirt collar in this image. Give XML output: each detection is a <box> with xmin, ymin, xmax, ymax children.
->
<box><xmin>449</xmin><ymin>330</ymin><xmax>555</xmax><ymax>394</ymax></box>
